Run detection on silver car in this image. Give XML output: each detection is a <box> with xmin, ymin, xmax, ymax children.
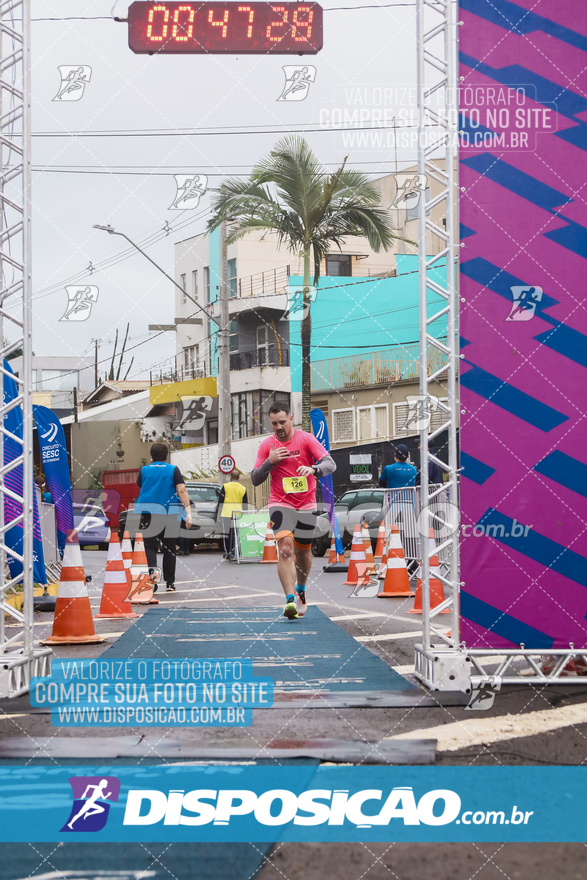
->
<box><xmin>312</xmin><ymin>489</ymin><xmax>386</xmax><ymax>556</ymax></box>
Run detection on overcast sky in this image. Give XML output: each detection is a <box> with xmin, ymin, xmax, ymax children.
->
<box><xmin>28</xmin><ymin>0</ymin><xmax>423</xmax><ymax>381</ymax></box>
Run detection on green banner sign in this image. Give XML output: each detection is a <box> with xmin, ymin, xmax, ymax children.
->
<box><xmin>233</xmin><ymin>511</ymin><xmax>270</xmax><ymax>561</ymax></box>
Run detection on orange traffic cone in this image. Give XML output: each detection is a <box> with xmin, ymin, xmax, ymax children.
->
<box><xmin>374</xmin><ymin>522</ymin><xmax>386</xmax><ymax>559</ymax></box>
<box><xmin>343</xmin><ymin>524</ymin><xmax>368</xmax><ymax>585</ymax></box>
<box><xmin>95</xmin><ymin>532</ymin><xmax>139</xmax><ymax>619</ymax></box>
<box><xmin>121</xmin><ymin>530</ymin><xmax>133</xmax><ymax>589</ymax></box>
<box><xmin>378</xmin><ymin>525</ymin><xmax>414</xmax><ymax>597</ymax></box>
<box><xmin>409</xmin><ymin>536</ymin><xmax>449</xmax><ymax>614</ymax></box>
<box><xmin>362</xmin><ymin>522</ymin><xmax>376</xmax><ymax>572</ymax></box>
<box><xmin>130</xmin><ymin>532</ymin><xmax>159</xmax><ymax>605</ymax></box>
<box><xmin>42</xmin><ymin>530</ymin><xmax>107</xmax><ymax>645</ymax></box>
<box><xmin>260</xmin><ymin>524</ymin><xmax>278</xmax><ymax>563</ymax></box>
<box><xmin>378</xmin><ymin>537</ymin><xmax>388</xmax><ymax>580</ymax></box>
<box><xmin>326</xmin><ymin>534</ymin><xmax>345</xmax><ymax>565</ymax></box>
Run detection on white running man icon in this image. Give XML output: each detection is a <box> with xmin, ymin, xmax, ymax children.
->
<box><xmin>67</xmin><ymin>778</ymin><xmax>112</xmax><ymax>829</ymax></box>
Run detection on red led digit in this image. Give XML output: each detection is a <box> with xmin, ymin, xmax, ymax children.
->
<box><xmin>237</xmin><ymin>5</ymin><xmax>255</xmax><ymax>38</ymax></box>
<box><xmin>291</xmin><ymin>6</ymin><xmax>313</xmax><ymax>41</ymax></box>
<box><xmin>266</xmin><ymin>6</ymin><xmax>289</xmax><ymax>42</ymax></box>
<box><xmin>172</xmin><ymin>5</ymin><xmax>195</xmax><ymax>40</ymax></box>
<box><xmin>208</xmin><ymin>8</ymin><xmax>230</xmax><ymax>38</ymax></box>
<box><xmin>147</xmin><ymin>4</ymin><xmax>170</xmax><ymax>40</ymax></box>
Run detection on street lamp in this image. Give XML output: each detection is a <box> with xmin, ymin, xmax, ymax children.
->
<box><xmin>92</xmin><ymin>223</ymin><xmax>231</xmax><ymax>465</ymax></box>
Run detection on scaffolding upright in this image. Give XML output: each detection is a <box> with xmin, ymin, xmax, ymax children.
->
<box><xmin>0</xmin><ymin>0</ymin><xmax>50</xmax><ymax>696</ymax></box>
<box><xmin>413</xmin><ymin>0</ymin><xmax>466</xmax><ymax>694</ymax></box>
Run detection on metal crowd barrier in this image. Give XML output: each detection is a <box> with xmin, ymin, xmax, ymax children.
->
<box><xmin>382</xmin><ymin>484</ymin><xmax>454</xmax><ymax>569</ymax></box>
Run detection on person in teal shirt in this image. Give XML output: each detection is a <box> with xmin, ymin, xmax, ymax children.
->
<box><xmin>379</xmin><ymin>444</ymin><xmax>417</xmax><ymax>488</ymax></box>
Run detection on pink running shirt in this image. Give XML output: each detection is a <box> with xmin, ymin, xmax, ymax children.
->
<box><xmin>254</xmin><ymin>430</ymin><xmax>327</xmax><ymax>510</ymax></box>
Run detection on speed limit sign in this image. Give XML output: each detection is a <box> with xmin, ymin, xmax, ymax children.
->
<box><xmin>218</xmin><ymin>454</ymin><xmax>236</xmax><ymax>475</ymax></box>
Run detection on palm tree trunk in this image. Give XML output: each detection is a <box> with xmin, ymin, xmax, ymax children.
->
<box><xmin>301</xmin><ymin>247</ymin><xmax>312</xmax><ymax>431</ymax></box>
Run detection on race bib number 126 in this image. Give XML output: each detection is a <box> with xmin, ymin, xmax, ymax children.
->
<box><xmin>282</xmin><ymin>476</ymin><xmax>308</xmax><ymax>494</ymax></box>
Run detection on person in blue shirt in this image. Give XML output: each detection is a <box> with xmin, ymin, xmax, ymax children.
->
<box><xmin>379</xmin><ymin>444</ymin><xmax>417</xmax><ymax>488</ymax></box>
<box><xmin>134</xmin><ymin>442</ymin><xmax>192</xmax><ymax>592</ymax></box>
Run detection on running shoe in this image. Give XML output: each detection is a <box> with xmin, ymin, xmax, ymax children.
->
<box><xmin>295</xmin><ymin>589</ymin><xmax>307</xmax><ymax>618</ymax></box>
<box><xmin>166</xmin><ymin>583</ymin><xmax>176</xmax><ymax>592</ymax></box>
<box><xmin>283</xmin><ymin>601</ymin><xmax>298</xmax><ymax>620</ymax></box>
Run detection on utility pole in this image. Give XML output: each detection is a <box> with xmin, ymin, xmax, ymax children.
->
<box><xmin>218</xmin><ymin>219</ymin><xmax>231</xmax><ymax>481</ymax></box>
<box><xmin>94</xmin><ymin>338</ymin><xmax>98</xmax><ymax>388</ymax></box>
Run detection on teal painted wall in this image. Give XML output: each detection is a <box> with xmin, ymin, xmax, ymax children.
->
<box><xmin>289</xmin><ymin>254</ymin><xmax>447</xmax><ymax>393</ymax></box>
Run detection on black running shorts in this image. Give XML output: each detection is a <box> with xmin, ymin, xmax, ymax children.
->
<box><xmin>269</xmin><ymin>506</ymin><xmax>318</xmax><ymax>548</ymax></box>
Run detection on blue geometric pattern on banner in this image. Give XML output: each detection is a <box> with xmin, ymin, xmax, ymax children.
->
<box><xmin>458</xmin><ymin>55</ymin><xmax>587</xmax><ymax>121</ymax></box>
<box><xmin>460</xmin><ymin>257</ymin><xmax>560</xmax><ymax>310</ymax></box>
<box><xmin>533</xmin><ymin>321</ymin><xmax>587</xmax><ymax>370</ymax></box>
<box><xmin>533</xmin><ymin>451</ymin><xmax>587</xmax><ymax>499</ymax></box>
<box><xmin>460</xmin><ymin>364</ymin><xmax>569</xmax><ymax>432</ymax></box>
<box><xmin>460</xmin><ymin>452</ymin><xmax>495</xmax><ymax>485</ymax></box>
<box><xmin>543</xmin><ymin>217</ymin><xmax>587</xmax><ymax>261</ymax></box>
<box><xmin>458</xmin><ymin>111</ymin><xmax>496</xmax><ymax>138</ymax></box>
<box><xmin>460</xmin><ymin>591</ymin><xmax>555</xmax><ymax>649</ymax></box>
<box><xmin>460</xmin><ymin>337</ymin><xmax>471</xmax><ymax>348</ymax></box>
<box><xmin>459</xmin><ymin>0</ymin><xmax>587</xmax><ymax>53</ymax></box>
<box><xmin>461</xmin><ymin>154</ymin><xmax>572</xmax><ymax>212</ymax></box>
<box><xmin>460</xmin><ymin>224</ymin><xmax>476</xmax><ymax>239</ymax></box>
<box><xmin>476</xmin><ymin>508</ymin><xmax>587</xmax><ymax>589</ymax></box>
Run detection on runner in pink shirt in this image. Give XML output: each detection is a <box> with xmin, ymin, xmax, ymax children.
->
<box><xmin>251</xmin><ymin>401</ymin><xmax>336</xmax><ymax>619</ymax></box>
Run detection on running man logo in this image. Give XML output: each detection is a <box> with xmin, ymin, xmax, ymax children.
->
<box><xmin>390</xmin><ymin>173</ymin><xmax>427</xmax><ymax>210</ymax></box>
<box><xmin>61</xmin><ymin>776</ymin><xmax>121</xmax><ymax>832</ymax></box>
<box><xmin>53</xmin><ymin>66</ymin><xmax>92</xmax><ymax>101</ymax></box>
<box><xmin>277</xmin><ymin>66</ymin><xmax>316</xmax><ymax>102</ymax></box>
<box><xmin>169</xmin><ymin>175</ymin><xmax>208</xmax><ymax>210</ymax></box>
<box><xmin>280</xmin><ymin>285</ymin><xmax>317</xmax><ymax>321</ymax></box>
<box><xmin>400</xmin><ymin>395</ymin><xmax>442</xmax><ymax>433</ymax></box>
<box><xmin>506</xmin><ymin>285</ymin><xmax>543</xmax><ymax>322</ymax></box>
<box><xmin>60</xmin><ymin>286</ymin><xmax>99</xmax><ymax>322</ymax></box>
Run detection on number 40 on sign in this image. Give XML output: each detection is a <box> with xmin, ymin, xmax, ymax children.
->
<box><xmin>218</xmin><ymin>454</ymin><xmax>236</xmax><ymax>475</ymax></box>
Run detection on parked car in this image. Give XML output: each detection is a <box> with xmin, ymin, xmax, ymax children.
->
<box><xmin>118</xmin><ymin>481</ymin><xmax>224</xmax><ymax>549</ymax></box>
<box><xmin>311</xmin><ymin>489</ymin><xmax>387</xmax><ymax>557</ymax></box>
<box><xmin>73</xmin><ymin>501</ymin><xmax>111</xmax><ymax>549</ymax></box>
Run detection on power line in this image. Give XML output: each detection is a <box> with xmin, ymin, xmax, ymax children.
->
<box><xmin>31</xmin><ymin>122</ymin><xmax>436</xmax><ymax>138</ymax></box>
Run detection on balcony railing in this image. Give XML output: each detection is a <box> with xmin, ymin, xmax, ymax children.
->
<box><xmin>311</xmin><ymin>341</ymin><xmax>449</xmax><ymax>391</ymax></box>
<box><xmin>230</xmin><ymin>347</ymin><xmax>290</xmax><ymax>371</ymax></box>
<box><xmin>237</xmin><ymin>265</ymin><xmax>290</xmax><ymax>298</ymax></box>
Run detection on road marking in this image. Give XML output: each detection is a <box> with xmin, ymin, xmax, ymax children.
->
<box><xmin>390</xmin><ymin>703</ymin><xmax>587</xmax><ymax>752</ymax></box>
<box><xmin>162</xmin><ymin>591</ymin><xmax>282</xmax><ymax>603</ymax></box>
<box><xmin>330</xmin><ymin>613</ymin><xmax>388</xmax><ymax>621</ymax></box>
<box><xmin>393</xmin><ymin>664</ymin><xmax>416</xmax><ymax>674</ymax></box>
<box><xmin>355</xmin><ymin>631</ymin><xmax>426</xmax><ymax>643</ymax></box>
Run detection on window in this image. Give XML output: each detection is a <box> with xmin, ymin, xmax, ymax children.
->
<box><xmin>186</xmin><ymin>485</ymin><xmax>220</xmax><ymax>503</ymax></box>
<box><xmin>228</xmin><ymin>258</ymin><xmax>237</xmax><ymax>298</ymax></box>
<box><xmin>393</xmin><ymin>397</ymin><xmax>448</xmax><ymax>436</ymax></box>
<box><xmin>326</xmin><ymin>254</ymin><xmax>352</xmax><ymax>276</ymax></box>
<box><xmin>230</xmin><ymin>390</ymin><xmax>290</xmax><ymax>439</ymax></box>
<box><xmin>192</xmin><ymin>269</ymin><xmax>198</xmax><ymax>301</ymax></box>
<box><xmin>183</xmin><ymin>345</ymin><xmax>199</xmax><ymax>376</ymax></box>
<box><xmin>180</xmin><ymin>273</ymin><xmax>187</xmax><ymax>303</ymax></box>
<box><xmin>229</xmin><ymin>321</ymin><xmax>239</xmax><ymax>353</ymax></box>
<box><xmin>41</xmin><ymin>370</ymin><xmax>79</xmax><ymax>392</ymax></box>
<box><xmin>332</xmin><ymin>408</ymin><xmax>355</xmax><ymax>443</ymax></box>
<box><xmin>256</xmin><ymin>325</ymin><xmax>268</xmax><ymax>366</ymax></box>
<box><xmin>357</xmin><ymin>404</ymin><xmax>388</xmax><ymax>441</ymax></box>
<box><xmin>204</xmin><ymin>266</ymin><xmax>210</xmax><ymax>305</ymax></box>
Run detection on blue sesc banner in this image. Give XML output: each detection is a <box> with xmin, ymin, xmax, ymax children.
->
<box><xmin>0</xmin><ymin>765</ymin><xmax>583</xmax><ymax>842</ymax></box>
<box><xmin>34</xmin><ymin>404</ymin><xmax>74</xmax><ymax>557</ymax></box>
<box><xmin>310</xmin><ymin>407</ymin><xmax>344</xmax><ymax>556</ymax></box>
<box><xmin>2</xmin><ymin>359</ymin><xmax>46</xmax><ymax>585</ymax></box>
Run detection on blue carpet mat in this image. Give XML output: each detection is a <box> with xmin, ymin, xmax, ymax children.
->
<box><xmin>104</xmin><ymin>605</ymin><xmax>415</xmax><ymax>691</ymax></box>
<box><xmin>1</xmin><ymin>842</ymin><xmax>272</xmax><ymax>880</ymax></box>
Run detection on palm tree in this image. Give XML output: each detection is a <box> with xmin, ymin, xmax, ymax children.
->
<box><xmin>208</xmin><ymin>136</ymin><xmax>404</xmax><ymax>431</ymax></box>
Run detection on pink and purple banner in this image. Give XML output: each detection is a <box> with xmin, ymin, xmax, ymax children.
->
<box><xmin>459</xmin><ymin>0</ymin><xmax>587</xmax><ymax>648</ymax></box>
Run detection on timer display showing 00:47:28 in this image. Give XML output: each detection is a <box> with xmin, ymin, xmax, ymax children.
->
<box><xmin>128</xmin><ymin>1</ymin><xmax>323</xmax><ymax>54</ymax></box>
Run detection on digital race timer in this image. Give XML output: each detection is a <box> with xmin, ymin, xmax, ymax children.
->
<box><xmin>127</xmin><ymin>2</ymin><xmax>323</xmax><ymax>54</ymax></box>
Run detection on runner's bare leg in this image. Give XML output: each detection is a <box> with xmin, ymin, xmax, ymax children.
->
<box><xmin>277</xmin><ymin>535</ymin><xmax>297</xmax><ymax>597</ymax></box>
<box><xmin>293</xmin><ymin>545</ymin><xmax>312</xmax><ymax>588</ymax></box>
